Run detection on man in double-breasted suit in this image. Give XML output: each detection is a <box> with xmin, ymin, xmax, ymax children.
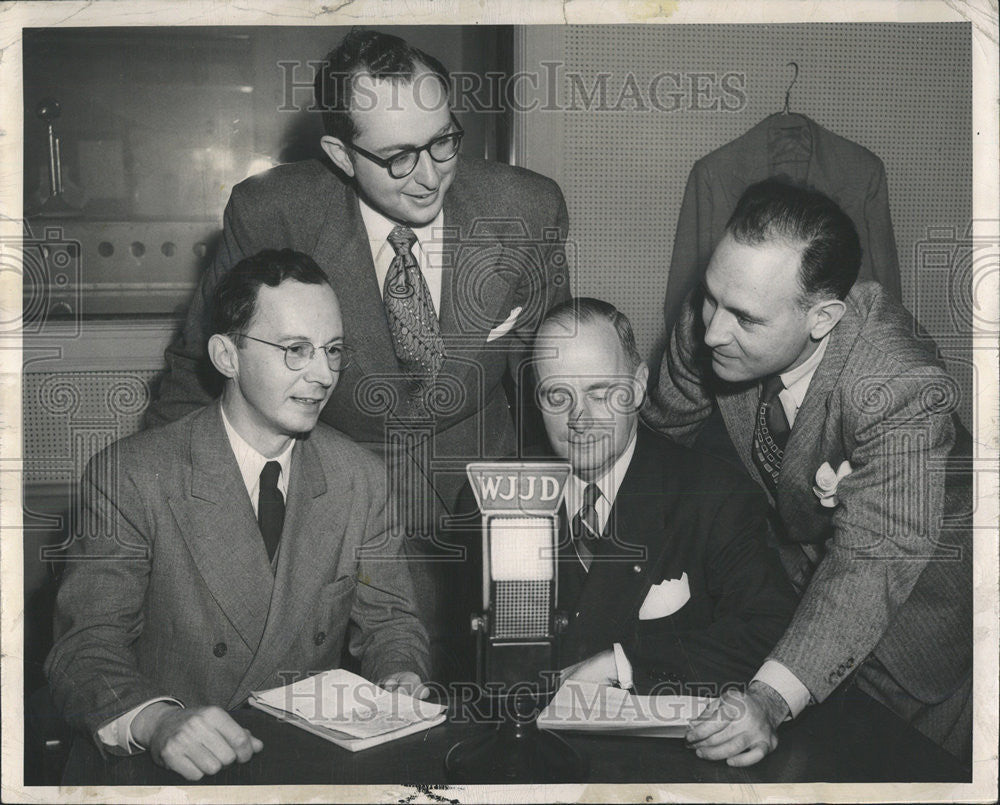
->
<box><xmin>145</xmin><ymin>30</ymin><xmax>570</xmax><ymax>681</ymax></box>
<box><xmin>46</xmin><ymin>250</ymin><xmax>428</xmax><ymax>781</ymax></box>
<box><xmin>532</xmin><ymin>298</ymin><xmax>797</xmax><ymax>696</ymax></box>
<box><xmin>645</xmin><ymin>179</ymin><xmax>972</xmax><ymax>764</ymax></box>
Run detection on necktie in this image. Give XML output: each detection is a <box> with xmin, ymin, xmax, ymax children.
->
<box><xmin>571</xmin><ymin>482</ymin><xmax>603</xmax><ymax>570</ymax></box>
<box><xmin>258</xmin><ymin>461</ymin><xmax>284</xmax><ymax>563</ymax></box>
<box><xmin>383</xmin><ymin>225</ymin><xmax>446</xmax><ymax>378</ymax></box>
<box><xmin>752</xmin><ymin>375</ymin><xmax>791</xmax><ymax>493</ymax></box>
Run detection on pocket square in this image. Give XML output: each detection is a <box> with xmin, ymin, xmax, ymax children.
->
<box><xmin>638</xmin><ymin>572</ymin><xmax>691</xmax><ymax>620</ymax></box>
<box><xmin>486</xmin><ymin>306</ymin><xmax>523</xmax><ymax>342</ymax></box>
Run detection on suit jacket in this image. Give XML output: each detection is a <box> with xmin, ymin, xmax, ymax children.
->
<box><xmin>45</xmin><ymin>404</ymin><xmax>429</xmax><ymax>745</ymax></box>
<box><xmin>147</xmin><ymin>156</ymin><xmax>571</xmax><ymax>531</ymax></box>
<box><xmin>664</xmin><ymin>114</ymin><xmax>901</xmax><ymax>330</ymax></box>
<box><xmin>558</xmin><ymin>427</ymin><xmax>798</xmax><ymax>692</ymax></box>
<box><xmin>645</xmin><ymin>281</ymin><xmax>971</xmax><ymax>707</ymax></box>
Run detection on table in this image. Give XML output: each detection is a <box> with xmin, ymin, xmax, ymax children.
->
<box><xmin>61</xmin><ymin>686</ymin><xmax>969</xmax><ymax>786</ymax></box>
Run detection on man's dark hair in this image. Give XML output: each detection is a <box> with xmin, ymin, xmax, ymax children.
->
<box><xmin>538</xmin><ymin>297</ymin><xmax>644</xmax><ymax>372</ymax></box>
<box><xmin>314</xmin><ymin>29</ymin><xmax>450</xmax><ymax>141</ymax></box>
<box><xmin>211</xmin><ymin>249</ymin><xmax>332</xmax><ymax>339</ymax></box>
<box><xmin>725</xmin><ymin>178</ymin><xmax>862</xmax><ymax>304</ymax></box>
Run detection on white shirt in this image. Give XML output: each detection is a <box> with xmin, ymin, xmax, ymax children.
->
<box><xmin>774</xmin><ymin>334</ymin><xmax>830</xmax><ymax>428</ymax></box>
<box><xmin>96</xmin><ymin>405</ymin><xmax>295</xmax><ymax>753</ymax></box>
<box><xmin>563</xmin><ymin>430</ymin><xmax>638</xmax><ymax>546</ymax></box>
<box><xmin>221</xmin><ymin>403</ymin><xmax>294</xmax><ymax>516</ymax></box>
<box><xmin>358</xmin><ymin>197</ymin><xmax>445</xmax><ymax>314</ymax></box>
<box><xmin>753</xmin><ymin>334</ymin><xmax>831</xmax><ymax>718</ymax></box>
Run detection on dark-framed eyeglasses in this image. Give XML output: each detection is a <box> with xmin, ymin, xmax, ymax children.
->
<box><xmin>347</xmin><ymin>115</ymin><xmax>464</xmax><ymax>179</ymax></box>
<box><xmin>235</xmin><ymin>333</ymin><xmax>354</xmax><ymax>372</ymax></box>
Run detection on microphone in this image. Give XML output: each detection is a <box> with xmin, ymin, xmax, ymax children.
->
<box><xmin>444</xmin><ymin>461</ymin><xmax>587</xmax><ymax>783</ymax></box>
<box><xmin>466</xmin><ymin>461</ymin><xmax>569</xmax><ymax>690</ymax></box>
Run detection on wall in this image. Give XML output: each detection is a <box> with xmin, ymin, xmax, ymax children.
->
<box><xmin>515</xmin><ymin>23</ymin><xmax>973</xmax><ymax>427</ymax></box>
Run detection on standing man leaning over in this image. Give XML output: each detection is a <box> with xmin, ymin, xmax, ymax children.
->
<box><xmin>146</xmin><ymin>30</ymin><xmax>571</xmax><ymax>681</ymax></box>
<box><xmin>645</xmin><ymin>180</ymin><xmax>972</xmax><ymax>765</ymax></box>
<box><xmin>47</xmin><ymin>250</ymin><xmax>428</xmax><ymax>781</ymax></box>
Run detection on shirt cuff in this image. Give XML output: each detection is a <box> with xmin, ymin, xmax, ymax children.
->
<box><xmin>97</xmin><ymin>697</ymin><xmax>184</xmax><ymax>754</ymax></box>
<box><xmin>612</xmin><ymin>642</ymin><xmax>634</xmax><ymax>691</ymax></box>
<box><xmin>753</xmin><ymin>660</ymin><xmax>812</xmax><ymax>720</ymax></box>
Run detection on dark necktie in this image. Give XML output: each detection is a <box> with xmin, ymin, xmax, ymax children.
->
<box><xmin>752</xmin><ymin>375</ymin><xmax>791</xmax><ymax>493</ymax></box>
<box><xmin>571</xmin><ymin>482</ymin><xmax>603</xmax><ymax>570</ymax></box>
<box><xmin>258</xmin><ymin>461</ymin><xmax>284</xmax><ymax>563</ymax></box>
<box><xmin>384</xmin><ymin>225</ymin><xmax>446</xmax><ymax>378</ymax></box>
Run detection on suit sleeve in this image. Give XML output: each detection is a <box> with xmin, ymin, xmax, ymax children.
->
<box><xmin>144</xmin><ymin>185</ymin><xmax>263</xmax><ymax>427</ymax></box>
<box><xmin>44</xmin><ymin>448</ymin><xmax>174</xmax><ymax>746</ymax></box>
<box><xmin>766</xmin><ymin>366</ymin><xmax>955</xmax><ymax>703</ymax></box>
<box><xmin>348</xmin><ymin>456</ymin><xmax>432</xmax><ymax>683</ymax></box>
<box><xmin>859</xmin><ymin>161</ymin><xmax>902</xmax><ymax>300</ymax></box>
<box><xmin>624</xmin><ymin>486</ymin><xmax>798</xmax><ymax>690</ymax></box>
<box><xmin>642</xmin><ymin>287</ymin><xmax>715</xmax><ymax>446</ymax></box>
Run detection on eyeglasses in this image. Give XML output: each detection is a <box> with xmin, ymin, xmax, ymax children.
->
<box><xmin>347</xmin><ymin>116</ymin><xmax>464</xmax><ymax>179</ymax></box>
<box><xmin>236</xmin><ymin>333</ymin><xmax>354</xmax><ymax>372</ymax></box>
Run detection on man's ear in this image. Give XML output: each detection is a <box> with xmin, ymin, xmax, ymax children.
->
<box><xmin>807</xmin><ymin>298</ymin><xmax>846</xmax><ymax>341</ymax></box>
<box><xmin>632</xmin><ymin>361</ymin><xmax>650</xmax><ymax>410</ymax></box>
<box><xmin>208</xmin><ymin>333</ymin><xmax>239</xmax><ymax>379</ymax></box>
<box><xmin>320</xmin><ymin>136</ymin><xmax>355</xmax><ymax>178</ymax></box>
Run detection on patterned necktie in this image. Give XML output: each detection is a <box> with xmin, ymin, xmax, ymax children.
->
<box><xmin>258</xmin><ymin>461</ymin><xmax>284</xmax><ymax>563</ymax></box>
<box><xmin>571</xmin><ymin>482</ymin><xmax>603</xmax><ymax>570</ymax></box>
<box><xmin>383</xmin><ymin>225</ymin><xmax>445</xmax><ymax>378</ymax></box>
<box><xmin>752</xmin><ymin>375</ymin><xmax>791</xmax><ymax>493</ymax></box>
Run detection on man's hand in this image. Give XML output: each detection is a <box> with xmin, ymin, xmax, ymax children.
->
<box><xmin>560</xmin><ymin>649</ymin><xmax>618</xmax><ymax>686</ymax></box>
<box><xmin>685</xmin><ymin>680</ymin><xmax>789</xmax><ymax>767</ymax></box>
<box><xmin>379</xmin><ymin>671</ymin><xmax>429</xmax><ymax>700</ymax></box>
<box><xmin>132</xmin><ymin>702</ymin><xmax>263</xmax><ymax>781</ymax></box>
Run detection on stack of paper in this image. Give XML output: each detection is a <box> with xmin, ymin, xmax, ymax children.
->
<box><xmin>537</xmin><ymin>680</ymin><xmax>714</xmax><ymax>738</ymax></box>
<box><xmin>249</xmin><ymin>669</ymin><xmax>446</xmax><ymax>751</ymax></box>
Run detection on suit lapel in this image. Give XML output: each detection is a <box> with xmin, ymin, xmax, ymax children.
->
<box><xmin>232</xmin><ymin>433</ymin><xmax>350</xmax><ymax>704</ymax></box>
<box><xmin>572</xmin><ymin>435</ymin><xmax>666</xmax><ymax>631</ymax></box>
<box><xmin>718</xmin><ymin>384</ymin><xmax>765</xmax><ymax>490</ymax></box>
<box><xmin>439</xmin><ymin>168</ymin><xmax>515</xmax><ymax>389</ymax></box>
<box><xmin>778</xmin><ymin>296</ymin><xmax>863</xmax><ymax>522</ymax></box>
<box><xmin>312</xmin><ymin>184</ymin><xmax>412</xmax><ymax>408</ymax></box>
<box><xmin>171</xmin><ymin>406</ymin><xmax>274</xmax><ymax>653</ymax></box>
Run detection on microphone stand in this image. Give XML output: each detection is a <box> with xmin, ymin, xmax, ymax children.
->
<box><xmin>443</xmin><ymin>612</ymin><xmax>588</xmax><ymax>783</ymax></box>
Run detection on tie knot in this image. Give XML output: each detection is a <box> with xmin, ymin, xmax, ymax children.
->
<box><xmin>388</xmin><ymin>225</ymin><xmax>417</xmax><ymax>255</ymax></box>
<box><xmin>762</xmin><ymin>374</ymin><xmax>785</xmax><ymax>402</ymax></box>
<box><xmin>582</xmin><ymin>482</ymin><xmax>602</xmax><ymax>509</ymax></box>
<box><xmin>260</xmin><ymin>460</ymin><xmax>281</xmax><ymax>489</ymax></box>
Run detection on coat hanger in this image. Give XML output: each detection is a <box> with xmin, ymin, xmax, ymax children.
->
<box><xmin>782</xmin><ymin>62</ymin><xmax>799</xmax><ymax>114</ymax></box>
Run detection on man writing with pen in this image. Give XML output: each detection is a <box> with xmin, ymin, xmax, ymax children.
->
<box><xmin>533</xmin><ymin>298</ymin><xmax>796</xmax><ymax>706</ymax></box>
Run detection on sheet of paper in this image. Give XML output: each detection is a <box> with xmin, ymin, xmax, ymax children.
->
<box><xmin>251</xmin><ymin>668</ymin><xmax>445</xmax><ymax>739</ymax></box>
<box><xmin>537</xmin><ymin>680</ymin><xmax>713</xmax><ymax>734</ymax></box>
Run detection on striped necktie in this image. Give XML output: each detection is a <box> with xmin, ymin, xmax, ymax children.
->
<box><xmin>571</xmin><ymin>482</ymin><xmax>603</xmax><ymax>570</ymax></box>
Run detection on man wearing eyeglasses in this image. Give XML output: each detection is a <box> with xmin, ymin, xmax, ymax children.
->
<box><xmin>47</xmin><ymin>250</ymin><xmax>429</xmax><ymax>781</ymax></box>
<box><xmin>147</xmin><ymin>29</ymin><xmax>571</xmax><ymax>683</ymax></box>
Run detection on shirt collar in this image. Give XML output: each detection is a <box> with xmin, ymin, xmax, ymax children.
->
<box><xmin>564</xmin><ymin>428</ymin><xmax>639</xmax><ymax>517</ymax></box>
<box><xmin>220</xmin><ymin>403</ymin><xmax>295</xmax><ymax>501</ymax></box>
<box><xmin>358</xmin><ymin>196</ymin><xmax>443</xmax><ymax>264</ymax></box>
<box><xmin>779</xmin><ymin>333</ymin><xmax>830</xmax><ymax>411</ymax></box>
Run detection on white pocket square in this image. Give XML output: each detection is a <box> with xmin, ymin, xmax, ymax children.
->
<box><xmin>486</xmin><ymin>306</ymin><xmax>523</xmax><ymax>342</ymax></box>
<box><xmin>638</xmin><ymin>572</ymin><xmax>691</xmax><ymax>620</ymax></box>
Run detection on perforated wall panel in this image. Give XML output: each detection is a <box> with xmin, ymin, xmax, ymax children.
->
<box><xmin>23</xmin><ymin>371</ymin><xmax>156</xmax><ymax>483</ymax></box>
<box><xmin>519</xmin><ymin>23</ymin><xmax>972</xmax><ymax>426</ymax></box>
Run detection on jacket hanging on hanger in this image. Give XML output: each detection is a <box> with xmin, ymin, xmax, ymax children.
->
<box><xmin>663</xmin><ymin>113</ymin><xmax>902</xmax><ymax>331</ymax></box>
